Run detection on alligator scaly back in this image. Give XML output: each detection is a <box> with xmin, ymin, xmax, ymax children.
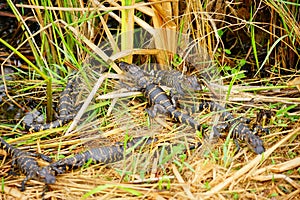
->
<box><xmin>23</xmin><ymin>59</ymin><xmax>108</xmax><ymax>132</ymax></box>
<box><xmin>119</xmin><ymin>62</ymin><xmax>205</xmax><ymax>135</ymax></box>
<box><xmin>192</xmin><ymin>101</ymin><xmax>265</xmax><ymax>154</ymax></box>
<box><xmin>41</xmin><ymin>137</ymin><xmax>156</xmax><ymax>175</ymax></box>
<box><xmin>23</xmin><ymin>76</ymin><xmax>80</xmax><ymax>132</ymax></box>
<box><xmin>0</xmin><ymin>137</ymin><xmax>56</xmax><ymax>191</ymax></box>
<box><xmin>147</xmin><ymin>69</ymin><xmax>201</xmax><ymax>95</ymax></box>
<box><xmin>119</xmin><ymin>62</ymin><xmax>265</xmax><ymax>154</ymax></box>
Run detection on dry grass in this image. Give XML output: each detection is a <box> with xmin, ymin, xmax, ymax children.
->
<box><xmin>1</xmin><ymin>0</ymin><xmax>300</xmax><ymax>199</ymax></box>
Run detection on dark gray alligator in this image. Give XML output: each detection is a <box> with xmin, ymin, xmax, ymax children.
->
<box><xmin>119</xmin><ymin>62</ymin><xmax>205</xmax><ymax>135</ymax></box>
<box><xmin>147</xmin><ymin>68</ymin><xmax>201</xmax><ymax>96</ymax></box>
<box><xmin>39</xmin><ymin>137</ymin><xmax>156</xmax><ymax>175</ymax></box>
<box><xmin>0</xmin><ymin>137</ymin><xmax>56</xmax><ymax>191</ymax></box>
<box><xmin>119</xmin><ymin>62</ymin><xmax>265</xmax><ymax>154</ymax></box>
<box><xmin>23</xmin><ymin>76</ymin><xmax>80</xmax><ymax>132</ymax></box>
<box><xmin>194</xmin><ymin>102</ymin><xmax>265</xmax><ymax>154</ymax></box>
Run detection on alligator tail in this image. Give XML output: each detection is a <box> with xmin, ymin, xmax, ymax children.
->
<box><xmin>170</xmin><ymin>110</ymin><xmax>202</xmax><ymax>132</ymax></box>
<box><xmin>25</xmin><ymin>117</ymin><xmax>74</xmax><ymax>132</ymax></box>
<box><xmin>0</xmin><ymin>137</ymin><xmax>19</xmax><ymax>155</ymax></box>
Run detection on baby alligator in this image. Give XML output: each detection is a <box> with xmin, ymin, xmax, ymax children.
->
<box><xmin>192</xmin><ymin>101</ymin><xmax>265</xmax><ymax>154</ymax></box>
<box><xmin>40</xmin><ymin>137</ymin><xmax>156</xmax><ymax>175</ymax></box>
<box><xmin>119</xmin><ymin>62</ymin><xmax>205</xmax><ymax>135</ymax></box>
<box><xmin>119</xmin><ymin>62</ymin><xmax>265</xmax><ymax>154</ymax></box>
<box><xmin>0</xmin><ymin>137</ymin><xmax>56</xmax><ymax>191</ymax></box>
<box><xmin>24</xmin><ymin>76</ymin><xmax>80</xmax><ymax>132</ymax></box>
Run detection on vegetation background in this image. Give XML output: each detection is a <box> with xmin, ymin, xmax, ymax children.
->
<box><xmin>0</xmin><ymin>0</ymin><xmax>299</xmax><ymax>199</ymax></box>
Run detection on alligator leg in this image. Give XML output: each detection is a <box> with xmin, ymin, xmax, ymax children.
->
<box><xmin>145</xmin><ymin>104</ymin><xmax>166</xmax><ymax>118</ymax></box>
<box><xmin>169</xmin><ymin>89</ymin><xmax>180</xmax><ymax>108</ymax></box>
<box><xmin>39</xmin><ymin>154</ymin><xmax>52</xmax><ymax>163</ymax></box>
<box><xmin>41</xmin><ymin>165</ymin><xmax>64</xmax><ymax>175</ymax></box>
<box><xmin>8</xmin><ymin>158</ymin><xmax>18</xmax><ymax>176</ymax></box>
<box><xmin>7</xmin><ymin>168</ymin><xmax>17</xmax><ymax>176</ymax></box>
<box><xmin>20</xmin><ymin>174</ymin><xmax>34</xmax><ymax>191</ymax></box>
<box><xmin>49</xmin><ymin>165</ymin><xmax>66</xmax><ymax>175</ymax></box>
<box><xmin>26</xmin><ymin>152</ymin><xmax>52</xmax><ymax>163</ymax></box>
<box><xmin>211</xmin><ymin>122</ymin><xmax>229</xmax><ymax>138</ymax></box>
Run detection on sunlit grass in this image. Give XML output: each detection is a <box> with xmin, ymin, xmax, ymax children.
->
<box><xmin>0</xmin><ymin>0</ymin><xmax>299</xmax><ymax>199</ymax></box>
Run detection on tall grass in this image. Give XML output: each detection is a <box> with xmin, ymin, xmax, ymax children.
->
<box><xmin>1</xmin><ymin>0</ymin><xmax>300</xmax><ymax>199</ymax></box>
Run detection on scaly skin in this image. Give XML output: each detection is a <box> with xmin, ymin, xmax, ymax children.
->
<box><xmin>40</xmin><ymin>137</ymin><xmax>156</xmax><ymax>175</ymax></box>
<box><xmin>147</xmin><ymin>69</ymin><xmax>201</xmax><ymax>95</ymax></box>
<box><xmin>192</xmin><ymin>101</ymin><xmax>265</xmax><ymax>154</ymax></box>
<box><xmin>119</xmin><ymin>62</ymin><xmax>265</xmax><ymax>154</ymax></box>
<box><xmin>0</xmin><ymin>137</ymin><xmax>56</xmax><ymax>191</ymax></box>
<box><xmin>24</xmin><ymin>76</ymin><xmax>80</xmax><ymax>132</ymax></box>
<box><xmin>119</xmin><ymin>62</ymin><xmax>205</xmax><ymax>134</ymax></box>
